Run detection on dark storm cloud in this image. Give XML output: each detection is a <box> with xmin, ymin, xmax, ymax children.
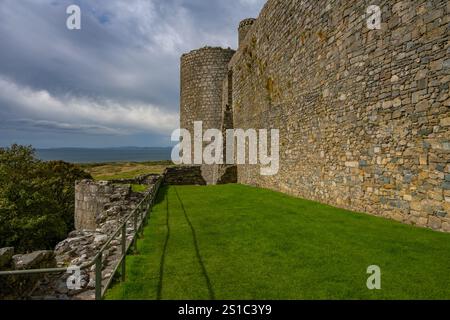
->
<box><xmin>0</xmin><ymin>0</ymin><xmax>265</xmax><ymax>147</ymax></box>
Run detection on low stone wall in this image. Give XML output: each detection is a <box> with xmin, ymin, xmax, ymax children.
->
<box><xmin>74</xmin><ymin>174</ymin><xmax>159</xmax><ymax>231</ymax></box>
<box><xmin>163</xmin><ymin>166</ymin><xmax>207</xmax><ymax>185</ymax></box>
<box><xmin>75</xmin><ymin>181</ymin><xmax>132</xmax><ymax>231</ymax></box>
<box><xmin>164</xmin><ymin>165</ymin><xmax>237</xmax><ymax>186</ymax></box>
<box><xmin>108</xmin><ymin>174</ymin><xmax>160</xmax><ymax>185</ymax></box>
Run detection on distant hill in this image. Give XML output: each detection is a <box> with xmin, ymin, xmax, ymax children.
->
<box><xmin>36</xmin><ymin>147</ymin><xmax>173</xmax><ymax>163</ymax></box>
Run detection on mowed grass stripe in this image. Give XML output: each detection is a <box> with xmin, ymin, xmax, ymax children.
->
<box><xmin>156</xmin><ymin>192</ymin><xmax>170</xmax><ymax>300</ymax></box>
<box><xmin>106</xmin><ymin>186</ymin><xmax>210</xmax><ymax>300</ymax></box>
<box><xmin>107</xmin><ymin>184</ymin><xmax>450</xmax><ymax>300</ymax></box>
<box><xmin>161</xmin><ymin>187</ymin><xmax>210</xmax><ymax>299</ymax></box>
<box><xmin>174</xmin><ymin>186</ymin><xmax>215</xmax><ymax>300</ymax></box>
<box><xmin>105</xmin><ymin>187</ymin><xmax>167</xmax><ymax>299</ymax></box>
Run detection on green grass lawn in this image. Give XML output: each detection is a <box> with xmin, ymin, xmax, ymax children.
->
<box><xmin>105</xmin><ymin>184</ymin><xmax>450</xmax><ymax>300</ymax></box>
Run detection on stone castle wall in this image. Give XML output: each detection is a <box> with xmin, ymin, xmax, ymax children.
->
<box><xmin>180</xmin><ymin>46</ymin><xmax>236</xmax><ymax>184</ymax></box>
<box><xmin>238</xmin><ymin>18</ymin><xmax>256</xmax><ymax>47</ymax></box>
<box><xmin>180</xmin><ymin>0</ymin><xmax>449</xmax><ymax>231</ymax></box>
<box><xmin>180</xmin><ymin>47</ymin><xmax>235</xmax><ymax>133</ymax></box>
<box><xmin>228</xmin><ymin>0</ymin><xmax>449</xmax><ymax>231</ymax></box>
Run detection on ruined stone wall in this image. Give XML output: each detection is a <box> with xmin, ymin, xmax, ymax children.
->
<box><xmin>29</xmin><ymin>177</ymin><xmax>159</xmax><ymax>300</ymax></box>
<box><xmin>74</xmin><ymin>181</ymin><xmax>131</xmax><ymax>231</ymax></box>
<box><xmin>230</xmin><ymin>0</ymin><xmax>450</xmax><ymax>231</ymax></box>
<box><xmin>164</xmin><ymin>166</ymin><xmax>206</xmax><ymax>185</ymax></box>
<box><xmin>2</xmin><ymin>176</ymin><xmax>162</xmax><ymax>300</ymax></box>
<box><xmin>0</xmin><ymin>248</ymin><xmax>55</xmax><ymax>299</ymax></box>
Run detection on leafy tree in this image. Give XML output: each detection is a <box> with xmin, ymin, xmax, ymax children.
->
<box><xmin>0</xmin><ymin>144</ymin><xmax>92</xmax><ymax>251</ymax></box>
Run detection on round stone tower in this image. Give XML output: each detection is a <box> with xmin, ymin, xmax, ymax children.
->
<box><xmin>180</xmin><ymin>46</ymin><xmax>235</xmax><ymax>133</ymax></box>
<box><xmin>238</xmin><ymin>18</ymin><xmax>256</xmax><ymax>47</ymax></box>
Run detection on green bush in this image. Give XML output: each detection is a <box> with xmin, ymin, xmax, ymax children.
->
<box><xmin>0</xmin><ymin>144</ymin><xmax>92</xmax><ymax>251</ymax></box>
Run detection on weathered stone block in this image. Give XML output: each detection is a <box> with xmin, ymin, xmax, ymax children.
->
<box><xmin>440</xmin><ymin>117</ymin><xmax>450</xmax><ymax>126</ymax></box>
<box><xmin>415</xmin><ymin>101</ymin><xmax>429</xmax><ymax>112</ymax></box>
<box><xmin>12</xmin><ymin>250</ymin><xmax>55</xmax><ymax>270</ymax></box>
<box><xmin>428</xmin><ymin>216</ymin><xmax>442</xmax><ymax>230</ymax></box>
<box><xmin>345</xmin><ymin>161</ymin><xmax>359</xmax><ymax>168</ymax></box>
<box><xmin>443</xmin><ymin>222</ymin><xmax>450</xmax><ymax>232</ymax></box>
<box><xmin>0</xmin><ymin>247</ymin><xmax>14</xmax><ymax>269</ymax></box>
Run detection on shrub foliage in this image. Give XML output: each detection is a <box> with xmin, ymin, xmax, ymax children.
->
<box><xmin>0</xmin><ymin>144</ymin><xmax>92</xmax><ymax>251</ymax></box>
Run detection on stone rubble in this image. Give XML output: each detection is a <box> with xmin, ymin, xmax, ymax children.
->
<box><xmin>0</xmin><ymin>174</ymin><xmax>162</xmax><ymax>300</ymax></box>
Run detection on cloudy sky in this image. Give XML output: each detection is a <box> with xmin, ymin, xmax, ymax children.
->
<box><xmin>0</xmin><ymin>0</ymin><xmax>265</xmax><ymax>148</ymax></box>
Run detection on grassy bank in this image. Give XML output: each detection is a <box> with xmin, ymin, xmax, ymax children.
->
<box><xmin>80</xmin><ymin>161</ymin><xmax>172</xmax><ymax>180</ymax></box>
<box><xmin>106</xmin><ymin>184</ymin><xmax>450</xmax><ymax>300</ymax></box>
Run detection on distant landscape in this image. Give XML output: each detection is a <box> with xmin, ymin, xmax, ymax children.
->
<box><xmin>81</xmin><ymin>161</ymin><xmax>173</xmax><ymax>180</ymax></box>
<box><xmin>35</xmin><ymin>147</ymin><xmax>173</xmax><ymax>163</ymax></box>
<box><xmin>0</xmin><ymin>144</ymin><xmax>173</xmax><ymax>253</ymax></box>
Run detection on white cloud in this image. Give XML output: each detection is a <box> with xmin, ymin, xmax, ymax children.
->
<box><xmin>0</xmin><ymin>0</ymin><xmax>266</xmax><ymax>146</ymax></box>
<box><xmin>0</xmin><ymin>76</ymin><xmax>178</xmax><ymax>135</ymax></box>
<box><xmin>9</xmin><ymin>119</ymin><xmax>128</xmax><ymax>135</ymax></box>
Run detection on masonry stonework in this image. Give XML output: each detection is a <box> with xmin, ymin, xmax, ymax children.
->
<box><xmin>180</xmin><ymin>46</ymin><xmax>236</xmax><ymax>184</ymax></box>
<box><xmin>75</xmin><ymin>181</ymin><xmax>130</xmax><ymax>230</ymax></box>
<box><xmin>238</xmin><ymin>18</ymin><xmax>256</xmax><ymax>47</ymax></box>
<box><xmin>180</xmin><ymin>0</ymin><xmax>450</xmax><ymax>232</ymax></box>
<box><xmin>180</xmin><ymin>47</ymin><xmax>235</xmax><ymax>132</ymax></box>
<box><xmin>164</xmin><ymin>166</ymin><xmax>207</xmax><ymax>185</ymax></box>
<box><xmin>1</xmin><ymin>176</ymin><xmax>163</xmax><ymax>300</ymax></box>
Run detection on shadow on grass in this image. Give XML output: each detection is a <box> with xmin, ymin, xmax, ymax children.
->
<box><xmin>153</xmin><ymin>186</ymin><xmax>170</xmax><ymax>300</ymax></box>
<box><xmin>174</xmin><ymin>186</ymin><xmax>215</xmax><ymax>300</ymax></box>
<box><xmin>153</xmin><ymin>183</ymin><xmax>168</xmax><ymax>206</ymax></box>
